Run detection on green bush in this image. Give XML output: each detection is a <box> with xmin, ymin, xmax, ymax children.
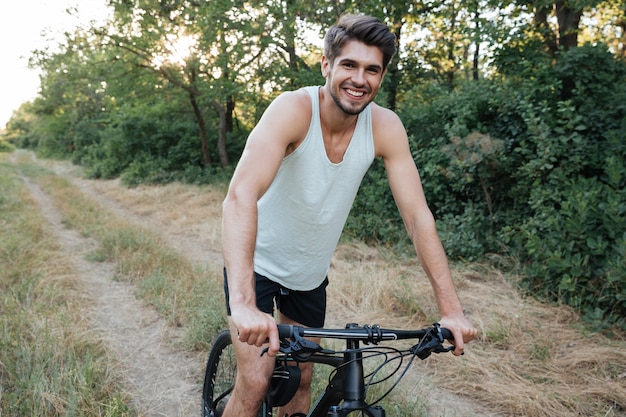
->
<box><xmin>505</xmin><ymin>46</ymin><xmax>626</xmax><ymax>328</ymax></box>
<box><xmin>0</xmin><ymin>139</ymin><xmax>15</xmax><ymax>152</ymax></box>
<box><xmin>398</xmin><ymin>45</ymin><xmax>626</xmax><ymax>328</ymax></box>
<box><xmin>82</xmin><ymin>106</ymin><xmax>207</xmax><ymax>182</ymax></box>
<box><xmin>121</xmin><ymin>156</ymin><xmax>174</xmax><ymax>186</ymax></box>
<box><xmin>512</xmin><ymin>175</ymin><xmax>626</xmax><ymax>329</ymax></box>
<box><xmin>398</xmin><ymin>81</ymin><xmax>524</xmax><ymax>260</ymax></box>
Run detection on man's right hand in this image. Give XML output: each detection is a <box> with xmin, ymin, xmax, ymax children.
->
<box><xmin>231</xmin><ymin>305</ymin><xmax>280</xmax><ymax>356</ymax></box>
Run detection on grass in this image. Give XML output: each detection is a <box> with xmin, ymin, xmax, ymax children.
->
<box><xmin>0</xmin><ymin>157</ymin><xmax>132</xmax><ymax>416</ymax></box>
<box><xmin>14</xmin><ymin>154</ymin><xmax>227</xmax><ymax>350</ymax></box>
<box><xmin>326</xmin><ymin>236</ymin><xmax>626</xmax><ymax>416</ymax></box>
<box><xmin>5</xmin><ymin>151</ymin><xmax>626</xmax><ymax>417</ymax></box>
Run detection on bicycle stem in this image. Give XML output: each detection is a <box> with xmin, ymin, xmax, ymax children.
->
<box><xmin>343</xmin><ymin>337</ymin><xmax>365</xmax><ymax>404</ymax></box>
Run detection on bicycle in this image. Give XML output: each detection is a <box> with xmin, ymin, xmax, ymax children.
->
<box><xmin>202</xmin><ymin>322</ymin><xmax>455</xmax><ymax>417</ymax></box>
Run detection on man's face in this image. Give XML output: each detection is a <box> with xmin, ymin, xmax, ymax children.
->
<box><xmin>322</xmin><ymin>40</ymin><xmax>386</xmax><ymax>116</ymax></box>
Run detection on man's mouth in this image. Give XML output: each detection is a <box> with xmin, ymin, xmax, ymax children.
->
<box><xmin>346</xmin><ymin>88</ymin><xmax>365</xmax><ymax>98</ymax></box>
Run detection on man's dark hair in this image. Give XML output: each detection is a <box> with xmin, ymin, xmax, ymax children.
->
<box><xmin>324</xmin><ymin>14</ymin><xmax>397</xmax><ymax>70</ymax></box>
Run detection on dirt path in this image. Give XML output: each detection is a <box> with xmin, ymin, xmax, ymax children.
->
<box><xmin>14</xmin><ymin>154</ymin><xmax>203</xmax><ymax>417</ymax></box>
<box><xmin>15</xmin><ymin>152</ymin><xmax>499</xmax><ymax>417</ymax></box>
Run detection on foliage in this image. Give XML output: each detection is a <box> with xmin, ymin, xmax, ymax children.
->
<box><xmin>506</xmin><ymin>45</ymin><xmax>626</xmax><ymax>327</ymax></box>
<box><xmin>398</xmin><ymin>80</ymin><xmax>522</xmax><ymax>260</ymax></box>
<box><xmin>4</xmin><ymin>1</ymin><xmax>626</xmax><ymax>329</ymax></box>
<box><xmin>0</xmin><ymin>138</ymin><xmax>15</xmax><ymax>152</ymax></box>
<box><xmin>81</xmin><ymin>102</ymin><xmax>200</xmax><ymax>179</ymax></box>
<box><xmin>513</xmin><ymin>175</ymin><xmax>626</xmax><ymax>329</ymax></box>
<box><xmin>397</xmin><ymin>44</ymin><xmax>626</xmax><ymax>327</ymax></box>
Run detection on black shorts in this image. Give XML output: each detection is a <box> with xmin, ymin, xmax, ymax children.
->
<box><xmin>223</xmin><ymin>269</ymin><xmax>328</xmax><ymax>328</ymax></box>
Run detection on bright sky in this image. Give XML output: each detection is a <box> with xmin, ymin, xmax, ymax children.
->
<box><xmin>0</xmin><ymin>0</ymin><xmax>109</xmax><ymax>129</ymax></box>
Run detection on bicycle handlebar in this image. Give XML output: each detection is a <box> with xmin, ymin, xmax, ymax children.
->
<box><xmin>272</xmin><ymin>323</ymin><xmax>454</xmax><ymax>360</ymax></box>
<box><xmin>277</xmin><ymin>323</ymin><xmax>453</xmax><ymax>343</ymax></box>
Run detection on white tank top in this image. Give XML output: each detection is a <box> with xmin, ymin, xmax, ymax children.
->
<box><xmin>254</xmin><ymin>86</ymin><xmax>375</xmax><ymax>290</ymax></box>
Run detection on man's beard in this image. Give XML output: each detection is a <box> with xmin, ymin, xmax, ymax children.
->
<box><xmin>329</xmin><ymin>85</ymin><xmax>372</xmax><ymax>116</ymax></box>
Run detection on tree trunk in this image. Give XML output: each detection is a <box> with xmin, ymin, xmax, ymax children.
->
<box><xmin>472</xmin><ymin>4</ymin><xmax>480</xmax><ymax>81</ymax></box>
<box><xmin>534</xmin><ymin>5</ymin><xmax>558</xmax><ymax>55</ymax></box>
<box><xmin>556</xmin><ymin>1</ymin><xmax>582</xmax><ymax>51</ymax></box>
<box><xmin>226</xmin><ymin>95</ymin><xmax>234</xmax><ymax>134</ymax></box>
<box><xmin>445</xmin><ymin>2</ymin><xmax>458</xmax><ymax>89</ymax></box>
<box><xmin>473</xmin><ymin>43</ymin><xmax>480</xmax><ymax>81</ymax></box>
<box><xmin>386</xmin><ymin>22</ymin><xmax>403</xmax><ymax>112</ymax></box>
<box><xmin>212</xmin><ymin>100</ymin><xmax>230</xmax><ymax>167</ymax></box>
<box><xmin>189</xmin><ymin>92</ymin><xmax>211</xmax><ymax>166</ymax></box>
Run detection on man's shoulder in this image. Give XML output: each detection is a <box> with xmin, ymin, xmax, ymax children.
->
<box><xmin>370</xmin><ymin>102</ymin><xmax>401</xmax><ymax>122</ymax></box>
<box><xmin>277</xmin><ymin>86</ymin><xmax>317</xmax><ymax>102</ymax></box>
<box><xmin>370</xmin><ymin>103</ymin><xmax>409</xmax><ymax>158</ymax></box>
<box><xmin>370</xmin><ymin>103</ymin><xmax>404</xmax><ymax>134</ymax></box>
<box><xmin>268</xmin><ymin>87</ymin><xmax>314</xmax><ymax>115</ymax></box>
<box><xmin>257</xmin><ymin>88</ymin><xmax>316</xmax><ymax>148</ymax></box>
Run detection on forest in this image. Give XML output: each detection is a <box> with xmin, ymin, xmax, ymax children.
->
<box><xmin>2</xmin><ymin>0</ymin><xmax>625</xmax><ymax>331</ymax></box>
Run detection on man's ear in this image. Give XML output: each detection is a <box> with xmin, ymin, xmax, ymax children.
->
<box><xmin>321</xmin><ymin>55</ymin><xmax>330</xmax><ymax>77</ymax></box>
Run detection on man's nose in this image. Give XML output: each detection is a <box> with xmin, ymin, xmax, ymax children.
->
<box><xmin>351</xmin><ymin>69</ymin><xmax>366</xmax><ymax>86</ymax></box>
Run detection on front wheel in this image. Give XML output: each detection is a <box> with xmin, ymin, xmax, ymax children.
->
<box><xmin>202</xmin><ymin>330</ymin><xmax>237</xmax><ymax>417</ymax></box>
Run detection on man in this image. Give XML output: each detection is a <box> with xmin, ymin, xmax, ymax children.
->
<box><xmin>221</xmin><ymin>14</ymin><xmax>477</xmax><ymax>417</ymax></box>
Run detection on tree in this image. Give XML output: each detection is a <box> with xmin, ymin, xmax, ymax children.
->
<box><xmin>25</xmin><ymin>29</ymin><xmax>111</xmax><ymax>158</ymax></box>
<box><xmin>101</xmin><ymin>0</ymin><xmax>212</xmax><ymax>166</ymax></box>
<box><xmin>524</xmin><ymin>0</ymin><xmax>605</xmax><ymax>54</ymax></box>
<box><xmin>100</xmin><ymin>0</ymin><xmax>328</xmax><ymax>168</ymax></box>
<box><xmin>393</xmin><ymin>0</ymin><xmax>510</xmax><ymax>90</ymax></box>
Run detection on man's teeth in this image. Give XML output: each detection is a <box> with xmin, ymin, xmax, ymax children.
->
<box><xmin>347</xmin><ymin>89</ymin><xmax>364</xmax><ymax>97</ymax></box>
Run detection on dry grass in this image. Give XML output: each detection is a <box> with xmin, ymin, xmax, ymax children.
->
<box><xmin>327</xmin><ymin>242</ymin><xmax>436</xmax><ymax>327</ymax></box>
<box><xmin>329</xmin><ymin>241</ymin><xmax>626</xmax><ymax>416</ymax></box>
<box><xmin>72</xmin><ymin>165</ymin><xmax>626</xmax><ymax>417</ymax></box>
<box><xmin>16</xmin><ymin>152</ymin><xmax>626</xmax><ymax>417</ymax></box>
<box><xmin>82</xmin><ymin>179</ymin><xmax>225</xmax><ymax>257</ymax></box>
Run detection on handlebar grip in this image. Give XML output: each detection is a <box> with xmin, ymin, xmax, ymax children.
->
<box><xmin>440</xmin><ymin>327</ymin><xmax>453</xmax><ymax>341</ymax></box>
<box><xmin>277</xmin><ymin>324</ymin><xmax>295</xmax><ymax>339</ymax></box>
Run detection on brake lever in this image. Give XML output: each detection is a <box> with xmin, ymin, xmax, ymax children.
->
<box><xmin>410</xmin><ymin>324</ymin><xmax>455</xmax><ymax>360</ymax></box>
<box><xmin>260</xmin><ymin>331</ymin><xmax>323</xmax><ymax>358</ymax></box>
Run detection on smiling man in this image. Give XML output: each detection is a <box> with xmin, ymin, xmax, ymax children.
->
<box><xmin>220</xmin><ymin>14</ymin><xmax>476</xmax><ymax>417</ymax></box>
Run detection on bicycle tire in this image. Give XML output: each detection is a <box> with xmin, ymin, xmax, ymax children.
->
<box><xmin>202</xmin><ymin>330</ymin><xmax>237</xmax><ymax>417</ymax></box>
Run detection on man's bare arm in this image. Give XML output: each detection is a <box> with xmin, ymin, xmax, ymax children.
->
<box><xmin>221</xmin><ymin>90</ymin><xmax>311</xmax><ymax>353</ymax></box>
<box><xmin>373</xmin><ymin>106</ymin><xmax>477</xmax><ymax>354</ymax></box>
